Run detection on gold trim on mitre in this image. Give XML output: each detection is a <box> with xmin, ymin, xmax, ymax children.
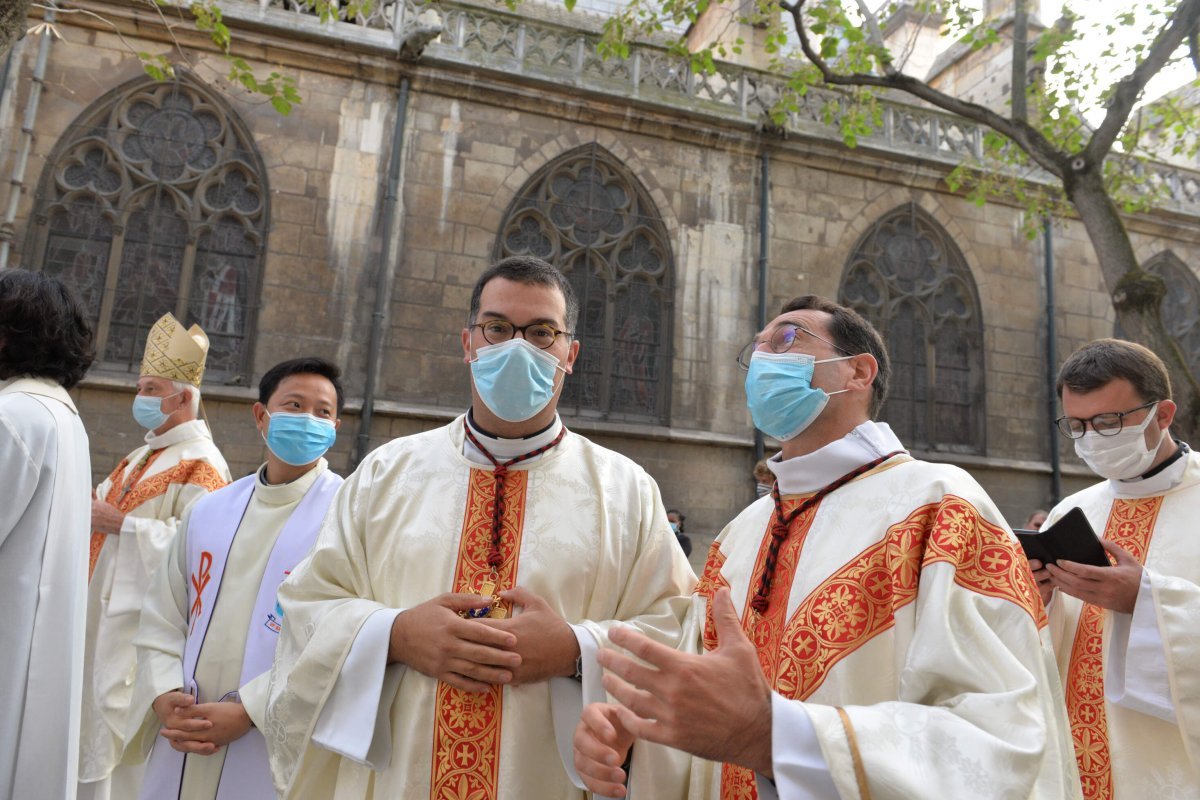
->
<box><xmin>140</xmin><ymin>313</ymin><xmax>209</xmax><ymax>387</ymax></box>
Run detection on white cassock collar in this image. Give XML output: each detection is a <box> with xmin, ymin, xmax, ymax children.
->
<box><xmin>768</xmin><ymin>420</ymin><xmax>907</xmax><ymax>495</ymax></box>
<box><xmin>144</xmin><ymin>418</ymin><xmax>212</xmax><ymax>449</ymax></box>
<box><xmin>463</xmin><ymin>413</ymin><xmax>565</xmax><ymax>467</ymax></box>
<box><xmin>1110</xmin><ymin>441</ymin><xmax>1191</xmax><ymax>498</ymax></box>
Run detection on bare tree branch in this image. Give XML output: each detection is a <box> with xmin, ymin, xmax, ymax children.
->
<box><xmin>851</xmin><ymin>0</ymin><xmax>896</xmax><ymax>76</ymax></box>
<box><xmin>784</xmin><ymin>0</ymin><xmax>1067</xmax><ymax>177</ymax></box>
<box><xmin>1084</xmin><ymin>0</ymin><xmax>1200</xmax><ymax>165</ymax></box>
<box><xmin>31</xmin><ymin>2</ymin><xmax>140</xmax><ymax>54</ymax></box>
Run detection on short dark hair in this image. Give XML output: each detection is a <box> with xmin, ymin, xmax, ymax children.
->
<box><xmin>468</xmin><ymin>256</ymin><xmax>579</xmax><ymax>333</ymax></box>
<box><xmin>259</xmin><ymin>357</ymin><xmax>345</xmax><ymax>414</ymax></box>
<box><xmin>1056</xmin><ymin>338</ymin><xmax>1171</xmax><ymax>402</ymax></box>
<box><xmin>779</xmin><ymin>295</ymin><xmax>891</xmax><ymax>416</ymax></box>
<box><xmin>0</xmin><ymin>270</ymin><xmax>95</xmax><ymax>390</ymax></box>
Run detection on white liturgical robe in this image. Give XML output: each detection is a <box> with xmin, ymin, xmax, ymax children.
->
<box><xmin>128</xmin><ymin>459</ymin><xmax>341</xmax><ymax>800</ymax></box>
<box><xmin>657</xmin><ymin>422</ymin><xmax>1080</xmax><ymax>800</ymax></box>
<box><xmin>0</xmin><ymin>377</ymin><xmax>91</xmax><ymax>800</ymax></box>
<box><xmin>1046</xmin><ymin>445</ymin><xmax>1200</xmax><ymax>799</ymax></box>
<box><xmin>263</xmin><ymin>414</ymin><xmax>696</xmax><ymax>799</ymax></box>
<box><xmin>81</xmin><ymin>418</ymin><xmax>230</xmax><ymax>794</ymax></box>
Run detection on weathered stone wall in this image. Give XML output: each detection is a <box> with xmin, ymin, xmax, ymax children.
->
<box><xmin>3</xmin><ymin>6</ymin><xmax>1200</xmax><ymax>543</ymax></box>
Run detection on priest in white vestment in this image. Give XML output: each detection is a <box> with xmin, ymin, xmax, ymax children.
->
<box><xmin>127</xmin><ymin>357</ymin><xmax>347</xmax><ymax>799</ymax></box>
<box><xmin>264</xmin><ymin>256</ymin><xmax>696</xmax><ymax>799</ymax></box>
<box><xmin>1033</xmin><ymin>338</ymin><xmax>1200</xmax><ymax>799</ymax></box>
<box><xmin>80</xmin><ymin>313</ymin><xmax>231</xmax><ymax>800</ymax></box>
<box><xmin>0</xmin><ymin>271</ymin><xmax>95</xmax><ymax>800</ymax></box>
<box><xmin>573</xmin><ymin>296</ymin><xmax>1081</xmax><ymax>800</ymax></box>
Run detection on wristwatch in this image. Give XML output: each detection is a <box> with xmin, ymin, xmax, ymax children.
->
<box><xmin>572</xmin><ymin>653</ymin><xmax>584</xmax><ymax>682</ymax></box>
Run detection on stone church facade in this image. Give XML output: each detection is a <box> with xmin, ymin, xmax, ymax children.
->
<box><xmin>3</xmin><ymin>0</ymin><xmax>1199</xmax><ymax>553</ymax></box>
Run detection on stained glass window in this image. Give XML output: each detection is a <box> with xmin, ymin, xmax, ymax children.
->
<box><xmin>28</xmin><ymin>74</ymin><xmax>267</xmax><ymax>382</ymax></box>
<box><xmin>840</xmin><ymin>204</ymin><xmax>984</xmax><ymax>452</ymax></box>
<box><xmin>495</xmin><ymin>144</ymin><xmax>674</xmax><ymax>423</ymax></box>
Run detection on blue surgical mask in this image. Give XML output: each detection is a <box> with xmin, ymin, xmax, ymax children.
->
<box><xmin>470</xmin><ymin>338</ymin><xmax>564</xmax><ymax>423</ymax></box>
<box><xmin>263</xmin><ymin>411</ymin><xmax>337</xmax><ymax>466</ymax></box>
<box><xmin>745</xmin><ymin>350</ymin><xmax>851</xmax><ymax>441</ymax></box>
<box><xmin>132</xmin><ymin>392</ymin><xmax>180</xmax><ymax>430</ymax></box>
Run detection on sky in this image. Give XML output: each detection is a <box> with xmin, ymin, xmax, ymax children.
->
<box><xmin>1012</xmin><ymin>0</ymin><xmax>1196</xmax><ymax>120</ymax></box>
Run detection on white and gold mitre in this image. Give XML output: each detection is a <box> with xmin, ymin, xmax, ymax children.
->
<box><xmin>140</xmin><ymin>313</ymin><xmax>209</xmax><ymax>387</ymax></box>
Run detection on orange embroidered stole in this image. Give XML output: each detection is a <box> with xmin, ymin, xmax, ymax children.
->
<box><xmin>429</xmin><ymin>467</ymin><xmax>529</xmax><ymax>800</ymax></box>
<box><xmin>699</xmin><ymin>496</ymin><xmax>1044</xmax><ymax>800</ymax></box>
<box><xmin>88</xmin><ymin>452</ymin><xmax>227</xmax><ymax>580</ymax></box>
<box><xmin>88</xmin><ymin>450</ymin><xmax>164</xmax><ymax>579</ymax></box>
<box><xmin>1065</xmin><ymin>497</ymin><xmax>1162</xmax><ymax>800</ymax></box>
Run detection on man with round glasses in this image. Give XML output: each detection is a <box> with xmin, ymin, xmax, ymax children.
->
<box><xmin>1033</xmin><ymin>338</ymin><xmax>1199</xmax><ymax>798</ymax></box>
<box><xmin>572</xmin><ymin>295</ymin><xmax>1078</xmax><ymax>800</ymax></box>
<box><xmin>262</xmin><ymin>255</ymin><xmax>695</xmax><ymax>799</ymax></box>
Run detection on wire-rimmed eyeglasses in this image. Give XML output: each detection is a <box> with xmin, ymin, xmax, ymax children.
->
<box><xmin>736</xmin><ymin>322</ymin><xmax>852</xmax><ymax>370</ymax></box>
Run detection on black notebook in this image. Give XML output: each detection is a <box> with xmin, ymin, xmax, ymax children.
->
<box><xmin>1014</xmin><ymin>507</ymin><xmax>1111</xmax><ymax>568</ymax></box>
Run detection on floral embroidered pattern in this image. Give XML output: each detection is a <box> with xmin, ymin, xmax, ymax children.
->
<box><xmin>89</xmin><ymin>454</ymin><xmax>225</xmax><ymax>578</ymax></box>
<box><xmin>720</xmin><ymin>496</ymin><xmax>818</xmax><ymax>800</ymax></box>
<box><xmin>695</xmin><ymin>539</ymin><xmax>730</xmax><ymax>653</ymax></box>
<box><xmin>430</xmin><ymin>468</ymin><xmax>528</xmax><ymax>800</ymax></box>
<box><xmin>1066</xmin><ymin>497</ymin><xmax>1162</xmax><ymax>800</ymax></box>
<box><xmin>719</xmin><ymin>494</ymin><xmax>1042</xmax><ymax>800</ymax></box>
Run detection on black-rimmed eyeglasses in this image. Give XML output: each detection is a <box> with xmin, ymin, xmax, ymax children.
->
<box><xmin>470</xmin><ymin>320</ymin><xmax>573</xmax><ymax>350</ymax></box>
<box><xmin>736</xmin><ymin>322</ymin><xmax>852</xmax><ymax>370</ymax></box>
<box><xmin>1055</xmin><ymin>402</ymin><xmax>1158</xmax><ymax>439</ymax></box>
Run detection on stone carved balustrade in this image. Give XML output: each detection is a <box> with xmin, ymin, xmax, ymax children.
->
<box><xmin>224</xmin><ymin>0</ymin><xmax>1200</xmax><ymax>216</ymax></box>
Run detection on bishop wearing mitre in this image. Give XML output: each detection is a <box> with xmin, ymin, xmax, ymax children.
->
<box><xmin>79</xmin><ymin>313</ymin><xmax>231</xmax><ymax>800</ymax></box>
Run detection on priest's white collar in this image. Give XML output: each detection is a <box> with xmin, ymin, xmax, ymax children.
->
<box><xmin>254</xmin><ymin>458</ymin><xmax>328</xmax><ymax>504</ymax></box>
<box><xmin>144</xmin><ymin>418</ymin><xmax>212</xmax><ymax>450</ymax></box>
<box><xmin>768</xmin><ymin>420</ymin><xmax>907</xmax><ymax>495</ymax></box>
<box><xmin>1110</xmin><ymin>441</ymin><xmax>1193</xmax><ymax>498</ymax></box>
<box><xmin>463</xmin><ymin>411</ymin><xmax>564</xmax><ymax>467</ymax></box>
<box><xmin>0</xmin><ymin>375</ymin><xmax>78</xmax><ymax>414</ymax></box>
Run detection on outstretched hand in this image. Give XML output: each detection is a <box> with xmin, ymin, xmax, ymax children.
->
<box><xmin>598</xmin><ymin>588</ymin><xmax>774</xmax><ymax>776</ymax></box>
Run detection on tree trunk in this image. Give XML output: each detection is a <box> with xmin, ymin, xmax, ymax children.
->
<box><xmin>0</xmin><ymin>0</ymin><xmax>29</xmax><ymax>58</ymax></box>
<box><xmin>1065</xmin><ymin>165</ymin><xmax>1200</xmax><ymax>443</ymax></box>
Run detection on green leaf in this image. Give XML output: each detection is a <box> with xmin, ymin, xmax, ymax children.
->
<box><xmin>271</xmin><ymin>96</ymin><xmax>292</xmax><ymax>115</ymax></box>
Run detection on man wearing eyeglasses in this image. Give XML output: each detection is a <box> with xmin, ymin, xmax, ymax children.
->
<box><xmin>572</xmin><ymin>295</ymin><xmax>1079</xmax><ymax>800</ymax></box>
<box><xmin>1033</xmin><ymin>338</ymin><xmax>1199</xmax><ymax>798</ymax></box>
<box><xmin>261</xmin><ymin>255</ymin><xmax>696</xmax><ymax>799</ymax></box>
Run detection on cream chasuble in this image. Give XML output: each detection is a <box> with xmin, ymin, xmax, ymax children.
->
<box><xmin>81</xmin><ymin>419</ymin><xmax>230</xmax><ymax>789</ymax></box>
<box><xmin>128</xmin><ymin>459</ymin><xmax>339</xmax><ymax>800</ymax></box>
<box><xmin>263</xmin><ymin>415</ymin><xmax>696</xmax><ymax>799</ymax></box>
<box><xmin>1046</xmin><ymin>447</ymin><xmax>1200</xmax><ymax>800</ymax></box>
<box><xmin>0</xmin><ymin>378</ymin><xmax>91</xmax><ymax>800</ymax></box>
<box><xmin>668</xmin><ymin>422</ymin><xmax>1079</xmax><ymax>800</ymax></box>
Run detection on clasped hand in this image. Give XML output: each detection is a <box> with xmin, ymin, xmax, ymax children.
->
<box><xmin>388</xmin><ymin>587</ymin><xmax>578</xmax><ymax>693</ymax></box>
<box><xmin>152</xmin><ymin>691</ymin><xmax>251</xmax><ymax>755</ymax></box>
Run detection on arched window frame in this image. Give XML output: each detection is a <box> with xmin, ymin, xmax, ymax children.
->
<box><xmin>27</xmin><ymin>72</ymin><xmax>269</xmax><ymax>384</ymax></box>
<box><xmin>839</xmin><ymin>203</ymin><xmax>986</xmax><ymax>454</ymax></box>
<box><xmin>493</xmin><ymin>144</ymin><xmax>675</xmax><ymax>424</ymax></box>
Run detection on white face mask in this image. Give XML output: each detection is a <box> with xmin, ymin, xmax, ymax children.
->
<box><xmin>1073</xmin><ymin>404</ymin><xmax>1164</xmax><ymax>480</ymax></box>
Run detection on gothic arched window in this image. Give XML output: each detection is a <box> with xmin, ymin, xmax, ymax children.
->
<box><xmin>1117</xmin><ymin>252</ymin><xmax>1200</xmax><ymax>375</ymax></box>
<box><xmin>839</xmin><ymin>204</ymin><xmax>985</xmax><ymax>453</ymax></box>
<box><xmin>494</xmin><ymin>144</ymin><xmax>674</xmax><ymax>423</ymax></box>
<box><xmin>28</xmin><ymin>74</ymin><xmax>268</xmax><ymax>383</ymax></box>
